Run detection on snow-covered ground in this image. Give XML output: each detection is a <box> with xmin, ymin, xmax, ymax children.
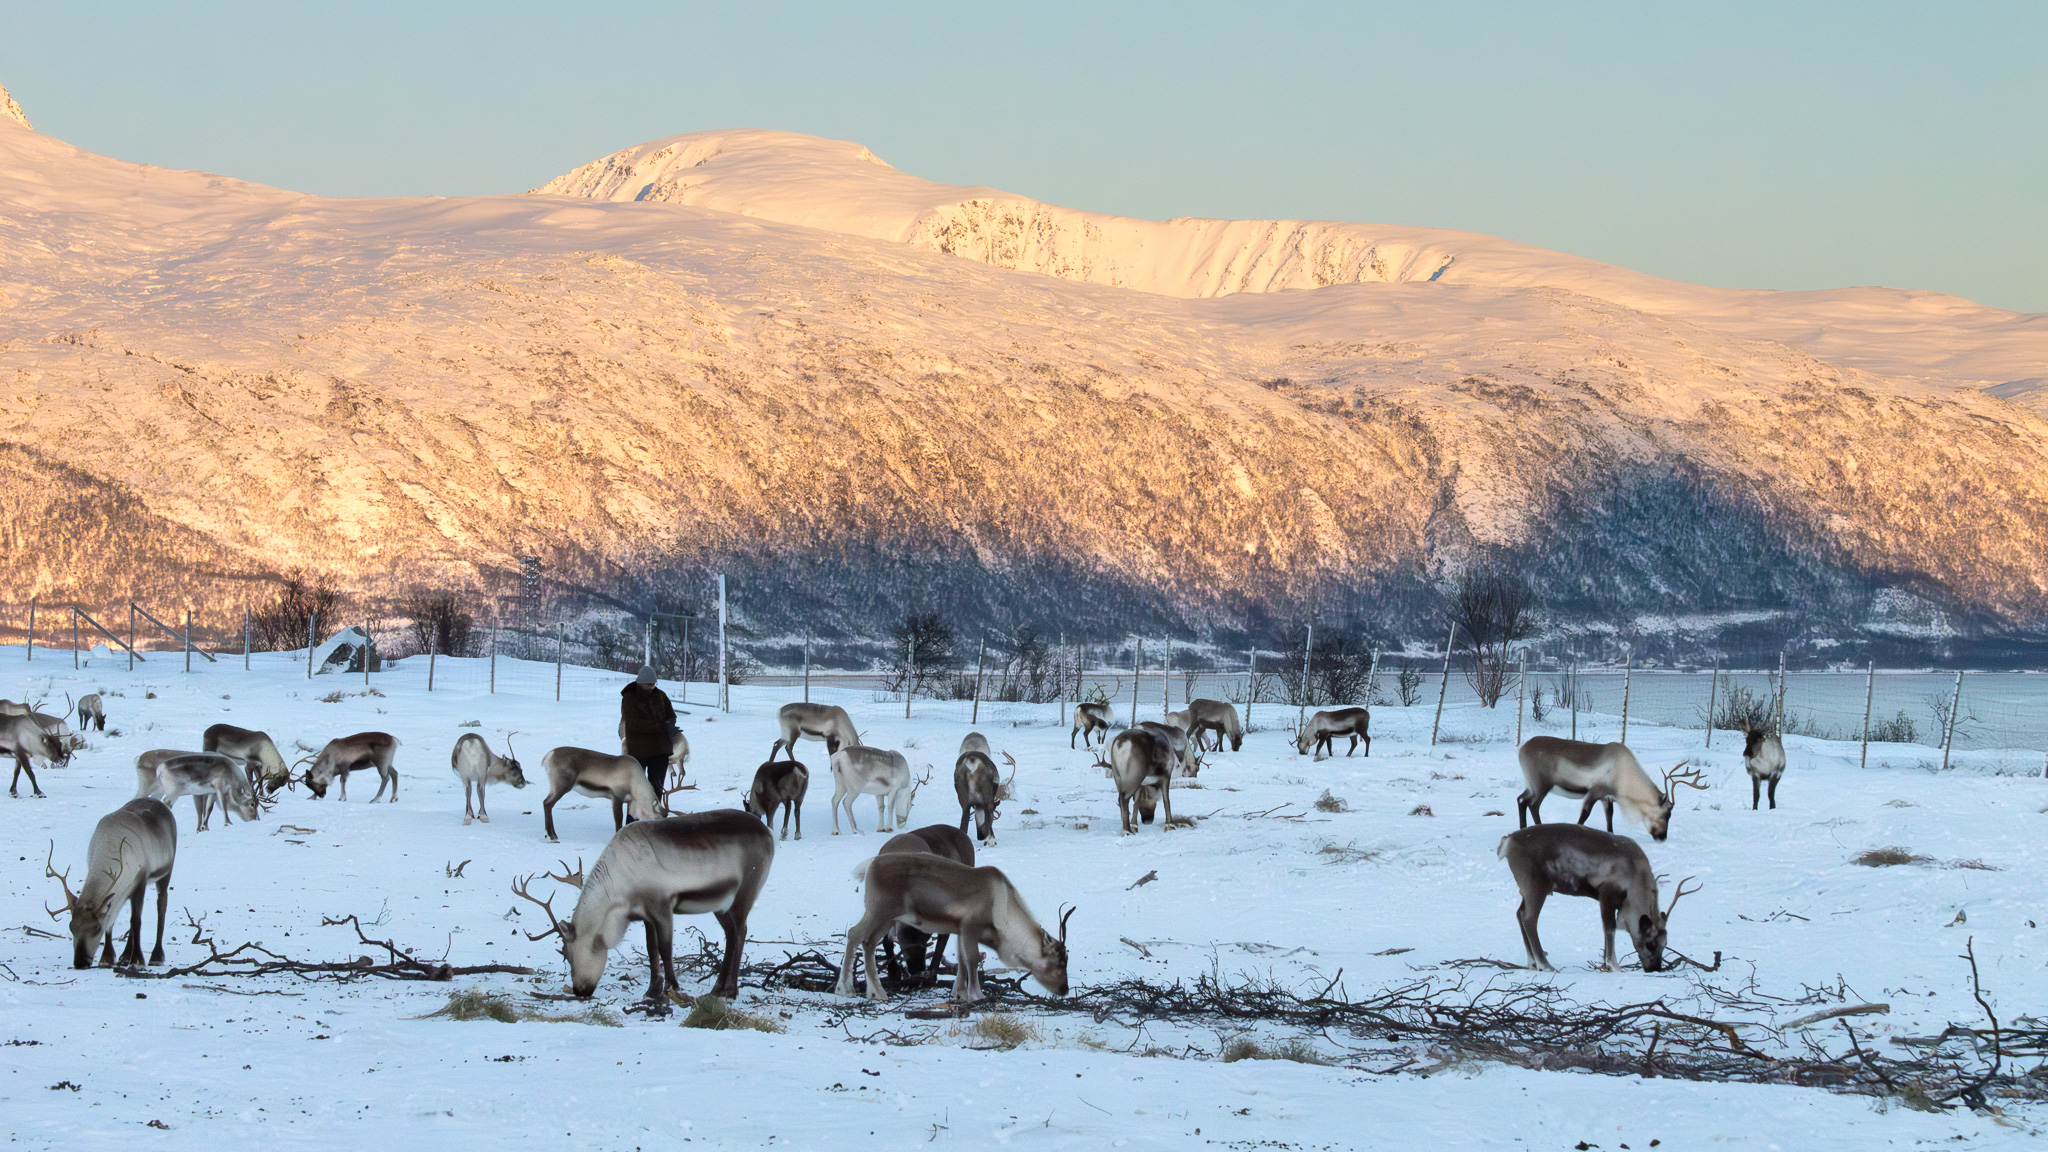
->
<box><xmin>2</xmin><ymin>648</ymin><xmax>2042</xmax><ymax>1148</ymax></box>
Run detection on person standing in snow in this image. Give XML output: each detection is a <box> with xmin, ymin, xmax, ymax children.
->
<box><xmin>620</xmin><ymin>665</ymin><xmax>676</xmax><ymax>810</ymax></box>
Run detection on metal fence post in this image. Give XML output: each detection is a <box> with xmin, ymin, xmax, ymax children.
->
<box><xmin>72</xmin><ymin>606</ymin><xmax>79</xmax><ymax>670</ymax></box>
<box><xmin>643</xmin><ymin>615</ymin><xmax>653</xmax><ymax>670</ymax></box>
<box><xmin>1705</xmin><ymin>657</ymin><xmax>1719</xmax><ymax>747</ymax></box>
<box><xmin>971</xmin><ymin>634</ymin><xmax>986</xmax><ymax>725</ymax></box>
<box><xmin>803</xmin><ymin>630</ymin><xmax>811</xmax><ymax>704</ymax></box>
<box><xmin>427</xmin><ymin>632</ymin><xmax>436</xmax><ymax>692</ymax></box>
<box><xmin>1299</xmin><ymin>625</ymin><xmax>1312</xmax><ymax>730</ymax></box>
<box><xmin>489</xmin><ymin>617</ymin><xmax>498</xmax><ymax>695</ymax></box>
<box><xmin>555</xmin><ymin>622</ymin><xmax>565</xmax><ymax>702</ymax></box>
<box><xmin>363</xmin><ymin>621</ymin><xmax>371</xmax><ymax>686</ymax></box>
<box><xmin>1246</xmin><ymin>648</ymin><xmax>1256</xmax><ymax>728</ymax></box>
<box><xmin>1859</xmin><ymin>660</ymin><xmax>1875</xmax><ymax>769</ymax></box>
<box><xmin>1515</xmin><ymin>650</ymin><xmax>1526</xmax><ymax>745</ymax></box>
<box><xmin>1430</xmin><ymin>622</ymin><xmax>1455</xmax><ymax>746</ymax></box>
<box><xmin>243</xmin><ymin>608</ymin><xmax>251</xmax><ymax>671</ymax></box>
<box><xmin>1570</xmin><ymin>659</ymin><xmax>1578</xmax><ymax>741</ymax></box>
<box><xmin>1130</xmin><ymin>641</ymin><xmax>1141</xmax><ymax>726</ymax></box>
<box><xmin>1365</xmin><ymin>648</ymin><xmax>1381</xmax><ymax>707</ymax></box>
<box><xmin>129</xmin><ymin>602</ymin><xmax>136</xmax><ymax>672</ymax></box>
<box><xmin>1941</xmin><ymin>670</ymin><xmax>1963</xmax><ymax>771</ymax></box>
<box><xmin>184</xmin><ymin>609</ymin><xmax>193</xmax><ymax>673</ymax></box>
<box><xmin>307</xmin><ymin>613</ymin><xmax>316</xmax><ymax>679</ymax></box>
<box><xmin>1775</xmin><ymin>651</ymin><xmax>1788</xmax><ymax>734</ymax></box>
<box><xmin>1619</xmin><ymin>653</ymin><xmax>1633</xmax><ymax>745</ymax></box>
<box><xmin>716</xmin><ymin>574</ymin><xmax>728</xmax><ymax>714</ymax></box>
<box><xmin>1162</xmin><ymin>639</ymin><xmax>1172</xmax><ymax>717</ymax></box>
<box><xmin>25</xmin><ymin>595</ymin><xmax>34</xmax><ymax>661</ymax></box>
<box><xmin>1057</xmin><ymin>633</ymin><xmax>1067</xmax><ymax>726</ymax></box>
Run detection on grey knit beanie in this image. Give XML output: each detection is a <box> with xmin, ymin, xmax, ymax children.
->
<box><xmin>635</xmin><ymin>665</ymin><xmax>657</xmax><ymax>685</ymax></box>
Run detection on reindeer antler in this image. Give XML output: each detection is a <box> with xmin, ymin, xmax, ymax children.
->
<box><xmin>657</xmin><ymin>783</ymin><xmax>694</xmax><ymax>817</ymax></box>
<box><xmin>1664</xmin><ymin>875</ymin><xmax>1702</xmax><ymax>921</ymax></box>
<box><xmin>1057</xmin><ymin>904</ymin><xmax>1076</xmax><ymax>947</ymax></box>
<box><xmin>503</xmin><ymin>731</ymin><xmax>519</xmax><ymax>761</ymax></box>
<box><xmin>510</xmin><ymin>873</ymin><xmax>570</xmax><ymax>940</ymax></box>
<box><xmin>43</xmin><ymin>841</ymin><xmax>80</xmax><ymax>920</ymax></box>
<box><xmin>1663</xmin><ymin>761</ymin><xmax>1708</xmax><ymax>795</ymax></box>
<box><xmin>546</xmin><ymin>858</ymin><xmax>585</xmax><ymax>889</ymax></box>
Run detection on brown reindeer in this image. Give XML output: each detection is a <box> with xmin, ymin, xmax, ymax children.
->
<box><xmin>1070</xmin><ymin>701</ymin><xmax>1111</xmax><ymax>749</ymax></box>
<box><xmin>873</xmin><ymin>824</ymin><xmax>976</xmax><ymax>990</ymax></box>
<box><xmin>2</xmin><ymin>712</ymin><xmax>67</xmax><ymax>797</ymax></box>
<box><xmin>300</xmin><ymin>732</ymin><xmax>400</xmax><ymax>802</ymax></box>
<box><xmin>742</xmin><ymin>758</ymin><xmax>809</xmax><ymax>841</ymax></box>
<box><xmin>1498</xmin><ymin>823</ymin><xmax>1698</xmax><ymax>972</ymax></box>
<box><xmin>1184</xmin><ymin>698</ymin><xmax>1243</xmax><ymax>751</ymax></box>
<box><xmin>1743</xmin><ymin>728</ymin><xmax>1787</xmax><ymax>810</ymax></box>
<box><xmin>840</xmin><ymin>851</ymin><xmax>1071</xmax><ymax>1003</ymax></box>
<box><xmin>46</xmin><ymin>799</ymin><xmax>179</xmax><ymax>969</ymax></box>
<box><xmin>203</xmin><ymin>724</ymin><xmax>292</xmax><ymax>795</ymax></box>
<box><xmin>1295</xmin><ymin>707</ymin><xmax>1371</xmax><ymax>759</ymax></box>
<box><xmin>953</xmin><ymin>743</ymin><xmax>1016</xmax><ymax>846</ymax></box>
<box><xmin>1515</xmin><ymin>737</ymin><xmax>1705</xmax><ymax>841</ymax></box>
<box><xmin>1102</xmin><ymin>728</ymin><xmax>1176</xmax><ymax>833</ymax></box>
<box><xmin>540</xmin><ymin>746</ymin><xmax>658</xmax><ymax>842</ymax></box>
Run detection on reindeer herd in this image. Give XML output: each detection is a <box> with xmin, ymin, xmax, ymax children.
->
<box><xmin>13</xmin><ymin>680</ymin><xmax>1796</xmax><ymax>1010</ymax></box>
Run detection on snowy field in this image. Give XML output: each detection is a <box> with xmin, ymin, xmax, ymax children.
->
<box><xmin>1</xmin><ymin>649</ymin><xmax>2043</xmax><ymax>1149</ymax></box>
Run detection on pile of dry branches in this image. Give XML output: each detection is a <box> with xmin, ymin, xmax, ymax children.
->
<box><xmin>112</xmin><ymin>911</ymin><xmax>535</xmax><ymax>984</ymax></box>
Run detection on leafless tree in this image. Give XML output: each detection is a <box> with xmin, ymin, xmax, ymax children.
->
<box><xmin>1446</xmin><ymin>560</ymin><xmax>1536</xmax><ymax>708</ymax></box>
<box><xmin>884</xmin><ymin>613</ymin><xmax>956</xmax><ymax>701</ymax></box>
<box><xmin>404</xmin><ymin>590</ymin><xmax>474</xmax><ymax>657</ymax></box>
<box><xmin>250</xmin><ymin>569</ymin><xmax>343</xmax><ymax>651</ymax></box>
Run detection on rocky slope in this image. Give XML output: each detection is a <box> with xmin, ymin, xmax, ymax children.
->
<box><xmin>2</xmin><ymin>99</ymin><xmax>2045</xmax><ymax>650</ymax></box>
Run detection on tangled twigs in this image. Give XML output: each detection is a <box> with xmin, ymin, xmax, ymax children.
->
<box><xmin>111</xmin><ymin>910</ymin><xmax>536</xmax><ymax>984</ymax></box>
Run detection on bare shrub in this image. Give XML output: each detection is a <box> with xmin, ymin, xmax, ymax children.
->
<box><xmin>1868</xmin><ymin>711</ymin><xmax>1919</xmax><ymax>744</ymax></box>
<box><xmin>969</xmin><ymin>1013</ymin><xmax>1037</xmax><ymax>1049</ymax></box>
<box><xmin>1395</xmin><ymin>663</ymin><xmax>1425</xmax><ymax>706</ymax></box>
<box><xmin>1274</xmin><ymin>630</ymin><xmax>1373</xmax><ymax>707</ymax></box>
<box><xmin>1445</xmin><ymin>560</ymin><xmax>1536</xmax><ymax>708</ymax></box>
<box><xmin>1220</xmin><ymin>1036</ymin><xmax>1326</xmax><ymax>1065</ymax></box>
<box><xmin>402</xmin><ymin>589</ymin><xmax>473</xmax><ymax>657</ymax></box>
<box><xmin>1854</xmin><ymin>847</ymin><xmax>1932</xmax><ymax>867</ymax></box>
<box><xmin>1313</xmin><ymin>790</ymin><xmax>1349</xmax><ymax>813</ymax></box>
<box><xmin>250</xmin><ymin>568</ymin><xmax>342</xmax><ymax>651</ymax></box>
<box><xmin>884</xmin><ymin>613</ymin><xmax>956</xmax><ymax>700</ymax></box>
<box><xmin>1708</xmin><ymin>684</ymin><xmax>1775</xmax><ymax>734</ymax></box>
<box><xmin>680</xmin><ymin>995</ymin><xmax>782</xmax><ymax>1033</ymax></box>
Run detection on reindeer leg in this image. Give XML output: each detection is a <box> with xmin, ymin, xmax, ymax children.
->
<box><xmin>1751</xmin><ymin>776</ymin><xmax>1761</xmax><ymax>811</ymax></box>
<box><xmin>1599</xmin><ymin>897</ymin><xmax>1621</xmax><ymax>971</ymax></box>
<box><xmin>956</xmin><ymin>932</ymin><xmax>983</xmax><ymax>1003</ymax></box>
<box><xmin>1516</xmin><ymin>789</ymin><xmax>1533</xmax><ymax>828</ymax></box>
<box><xmin>612</xmin><ymin>796</ymin><xmax>625</xmax><ymax>831</ymax></box>
<box><xmin>1516</xmin><ymin>890</ymin><xmax>1553</xmax><ymax>971</ymax></box>
<box><xmin>873</xmin><ymin>793</ymin><xmax>888</xmax><ymax>833</ymax></box>
<box><xmin>1118</xmin><ymin>790</ymin><xmax>1134</xmax><ymax>834</ymax></box>
<box><xmin>193</xmin><ymin>792</ymin><xmax>211</xmax><ymax>832</ymax></box>
<box><xmin>476</xmin><ymin>778</ymin><xmax>489</xmax><ymax>823</ymax></box>
<box><xmin>121</xmin><ymin>888</ymin><xmax>145</xmax><ymax>967</ymax></box>
<box><xmin>98</xmin><ymin>928</ymin><xmax>115</xmax><ymax>967</ymax></box>
<box><xmin>641</xmin><ymin>917</ymin><xmax>669</xmax><ymax>1008</ymax></box>
<box><xmin>830</xmin><ymin>780</ymin><xmax>846</xmax><ymax>834</ymax></box>
<box><xmin>713</xmin><ymin>908</ymin><xmax>745</xmax><ymax>1000</ymax></box>
<box><xmin>1768</xmin><ymin>777</ymin><xmax>1779</xmax><ymax>809</ymax></box>
<box><xmin>1603</xmin><ymin>798</ymin><xmax>1615</xmax><ymax>834</ymax></box>
<box><xmin>542</xmin><ymin>785</ymin><xmax>567</xmax><ymax>842</ymax></box>
<box><xmin>150</xmin><ymin>874</ymin><xmax>169</xmax><ymax>965</ymax></box>
<box><xmin>1576</xmin><ymin>794</ymin><xmax>1597</xmax><ymax>826</ymax></box>
<box><xmin>836</xmin><ymin>920</ymin><xmax>869</xmax><ymax>997</ymax></box>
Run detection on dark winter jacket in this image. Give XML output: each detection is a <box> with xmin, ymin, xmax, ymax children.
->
<box><xmin>620</xmin><ymin>682</ymin><xmax>677</xmax><ymax>760</ymax></box>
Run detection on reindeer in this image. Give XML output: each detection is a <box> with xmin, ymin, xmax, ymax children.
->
<box><xmin>203</xmin><ymin>724</ymin><xmax>292</xmax><ymax>795</ymax></box>
<box><xmin>1070</xmin><ymin>701</ymin><xmax>1111</xmax><ymax>749</ymax></box>
<box><xmin>1515</xmin><ymin>737</ymin><xmax>1706</xmax><ymax>841</ymax></box>
<box><xmin>451</xmin><ymin>732</ymin><xmax>526</xmax><ymax>825</ymax></box>
<box><xmin>742</xmin><ymin>758</ymin><xmax>809</xmax><ymax>840</ymax></box>
<box><xmin>2</xmin><ymin>712</ymin><xmax>67</xmax><ymax>797</ymax></box>
<box><xmin>46</xmin><ymin>799</ymin><xmax>179</xmax><ymax>969</ymax></box>
<box><xmin>1296</xmin><ymin>707</ymin><xmax>1371</xmax><ymax>759</ymax></box>
<box><xmin>873</xmin><ymin>824</ymin><xmax>976</xmax><ymax>990</ymax></box>
<box><xmin>27</xmin><ymin>704</ymin><xmax>83</xmax><ymax>757</ymax></box>
<box><xmin>771</xmin><ymin>702</ymin><xmax>859</xmax><ymax>761</ymax></box>
<box><xmin>840</xmin><ymin>852</ymin><xmax>1071</xmax><ymax>1004</ymax></box>
<box><xmin>1498</xmin><ymin>823</ymin><xmax>1699</xmax><ymax>972</ymax></box>
<box><xmin>513</xmin><ymin>809</ymin><xmax>775</xmax><ymax>1003</ymax></box>
<box><xmin>137</xmin><ymin>751</ymin><xmax>264</xmax><ymax>831</ymax></box>
<box><xmin>1744</xmin><ymin>728</ymin><xmax>1787</xmax><ymax>810</ymax></box>
<box><xmin>540</xmin><ymin>746</ymin><xmax>658</xmax><ymax>842</ymax></box>
<box><xmin>954</xmin><ymin>748</ymin><xmax>1016</xmax><ymax>846</ymax></box>
<box><xmin>299</xmin><ymin>732</ymin><xmax>400</xmax><ymax>802</ymax></box>
<box><xmin>617</xmin><ymin>718</ymin><xmax>691</xmax><ymax>781</ymax></box>
<box><xmin>1102</xmin><ymin>728</ymin><xmax>1176</xmax><ymax>833</ymax></box>
<box><xmin>76</xmin><ymin>692</ymin><xmax>106</xmax><ymax>732</ymax></box>
<box><xmin>1184</xmin><ymin>698</ymin><xmax>1243</xmax><ymax>752</ymax></box>
<box><xmin>1138</xmin><ymin>719</ymin><xmax>1201</xmax><ymax>778</ymax></box>
<box><xmin>959</xmin><ymin>732</ymin><xmax>992</xmax><ymax>758</ymax></box>
<box><xmin>827</xmin><ymin>746</ymin><xmax>924</xmax><ymax>834</ymax></box>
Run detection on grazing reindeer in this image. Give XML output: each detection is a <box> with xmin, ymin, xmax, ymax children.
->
<box><xmin>617</xmin><ymin>718</ymin><xmax>691</xmax><ymax>780</ymax></box>
<box><xmin>874</xmin><ymin>825</ymin><xmax>976</xmax><ymax>989</ymax></box>
<box><xmin>1295</xmin><ymin>707</ymin><xmax>1371</xmax><ymax>759</ymax></box>
<box><xmin>1138</xmin><ymin>720</ymin><xmax>1201</xmax><ymax>778</ymax></box>
<box><xmin>1515</xmin><ymin>737</ymin><xmax>1706</xmax><ymax>841</ymax></box>
<box><xmin>840</xmin><ymin>852</ymin><xmax>1072</xmax><ymax>1003</ymax></box>
<box><xmin>1185</xmin><ymin>698</ymin><xmax>1243</xmax><ymax>752</ymax></box>
<box><xmin>514</xmin><ymin>810</ymin><xmax>775</xmax><ymax>1002</ymax></box>
<box><xmin>1744</xmin><ymin>728</ymin><xmax>1787</xmax><ymax>810</ymax></box>
<box><xmin>2</xmin><ymin>712</ymin><xmax>68</xmax><ymax>797</ymax></box>
<box><xmin>451</xmin><ymin>732</ymin><xmax>526</xmax><ymax>825</ymax></box>
<box><xmin>954</xmin><ymin>748</ymin><xmax>1016</xmax><ymax>846</ymax></box>
<box><xmin>540</xmin><ymin>746</ymin><xmax>658</xmax><ymax>842</ymax></box>
<box><xmin>46</xmin><ymin>799</ymin><xmax>179</xmax><ymax>969</ymax></box>
<box><xmin>76</xmin><ymin>693</ymin><xmax>106</xmax><ymax>732</ymax></box>
<box><xmin>138</xmin><ymin>752</ymin><xmax>263</xmax><ymax>831</ymax></box>
<box><xmin>28</xmin><ymin>705</ymin><xmax>83</xmax><ymax>757</ymax></box>
<box><xmin>771</xmin><ymin>702</ymin><xmax>859</xmax><ymax>761</ymax></box>
<box><xmin>1497</xmin><ymin>823</ymin><xmax>1699</xmax><ymax>972</ymax></box>
<box><xmin>828</xmin><ymin>746</ymin><xmax>924</xmax><ymax>834</ymax></box>
<box><xmin>1103</xmin><ymin>728</ymin><xmax>1176</xmax><ymax>833</ymax></box>
<box><xmin>742</xmin><ymin>758</ymin><xmax>809</xmax><ymax>840</ymax></box>
<box><xmin>300</xmin><ymin>732</ymin><xmax>400</xmax><ymax>802</ymax></box>
<box><xmin>203</xmin><ymin>724</ymin><xmax>292</xmax><ymax>795</ymax></box>
<box><xmin>1070</xmin><ymin>701</ymin><xmax>1111</xmax><ymax>749</ymax></box>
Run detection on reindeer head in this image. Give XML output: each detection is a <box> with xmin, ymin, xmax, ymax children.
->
<box><xmin>1027</xmin><ymin>905</ymin><xmax>1076</xmax><ymax>997</ymax></box>
<box><xmin>1293</xmin><ymin>723</ymin><xmax>1314</xmax><ymax>756</ymax></box>
<box><xmin>499</xmin><ymin>733</ymin><xmax>527</xmax><ymax>789</ymax></box>
<box><xmin>1646</xmin><ymin>762</ymin><xmax>1708</xmax><ymax>841</ymax></box>
<box><xmin>513</xmin><ymin>861</ymin><xmax>610</xmax><ymax>995</ymax></box>
<box><xmin>1635</xmin><ymin>876</ymin><xmax>1700</xmax><ymax>973</ymax></box>
<box><xmin>44</xmin><ymin>842</ymin><xmax>101</xmax><ymax>969</ymax></box>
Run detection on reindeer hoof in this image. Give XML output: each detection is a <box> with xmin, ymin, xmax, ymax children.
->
<box><xmin>478</xmin><ymin>814</ymin><xmax>489</xmax><ymax>823</ymax></box>
<box><xmin>463</xmin><ymin>816</ymin><xmax>473</xmax><ymax>826</ymax></box>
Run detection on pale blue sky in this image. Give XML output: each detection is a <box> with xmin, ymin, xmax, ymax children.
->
<box><xmin>3</xmin><ymin>1</ymin><xmax>2043</xmax><ymax>311</ymax></box>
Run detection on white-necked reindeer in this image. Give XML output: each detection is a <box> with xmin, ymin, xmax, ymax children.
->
<box><xmin>1102</xmin><ymin>728</ymin><xmax>1177</xmax><ymax>833</ymax></box>
<box><xmin>954</xmin><ymin>747</ymin><xmax>1016</xmax><ymax>846</ymax></box>
<box><xmin>540</xmin><ymin>746</ymin><xmax>657</xmax><ymax>842</ymax></box>
<box><xmin>1296</xmin><ymin>707</ymin><xmax>1371</xmax><ymax>759</ymax></box>
<box><xmin>136</xmin><ymin>751</ymin><xmax>264</xmax><ymax>831</ymax></box>
<box><xmin>1070</xmin><ymin>701</ymin><xmax>1111</xmax><ymax>749</ymax></box>
<box><xmin>1498</xmin><ymin>823</ymin><xmax>1699</xmax><ymax>972</ymax></box>
<box><xmin>1514</xmin><ymin>736</ymin><xmax>1705</xmax><ymax>841</ymax></box>
<box><xmin>743</xmin><ymin>758</ymin><xmax>809</xmax><ymax>841</ymax></box>
<box><xmin>76</xmin><ymin>693</ymin><xmax>106</xmax><ymax>732</ymax></box>
<box><xmin>514</xmin><ymin>809</ymin><xmax>775</xmax><ymax>1004</ymax></box>
<box><xmin>299</xmin><ymin>732</ymin><xmax>400</xmax><ymax>802</ymax></box>
<box><xmin>1185</xmin><ymin>698</ymin><xmax>1243</xmax><ymax>752</ymax></box>
<box><xmin>46</xmin><ymin>799</ymin><xmax>179</xmax><ymax>969</ymax></box>
<box><xmin>840</xmin><ymin>851</ymin><xmax>1072</xmax><ymax>1003</ymax></box>
<box><xmin>1744</xmin><ymin>728</ymin><xmax>1787</xmax><ymax>810</ymax></box>
<box><xmin>828</xmin><ymin>746</ymin><xmax>924</xmax><ymax>834</ymax></box>
<box><xmin>772</xmin><ymin>702</ymin><xmax>859</xmax><ymax>761</ymax></box>
<box><xmin>203</xmin><ymin>724</ymin><xmax>292</xmax><ymax>795</ymax></box>
<box><xmin>2</xmin><ymin>712</ymin><xmax>68</xmax><ymax>797</ymax></box>
<box><xmin>452</xmin><ymin>732</ymin><xmax>526</xmax><ymax>825</ymax></box>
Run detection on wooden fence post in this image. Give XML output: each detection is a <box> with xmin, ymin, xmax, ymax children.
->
<box><xmin>1705</xmin><ymin>658</ymin><xmax>1719</xmax><ymax>747</ymax></box>
<box><xmin>971</xmin><ymin>634</ymin><xmax>986</xmax><ymax>725</ymax></box>
<box><xmin>1940</xmin><ymin>670</ymin><xmax>1963</xmax><ymax>771</ymax></box>
<box><xmin>25</xmin><ymin>595</ymin><xmax>34</xmax><ymax>662</ymax></box>
<box><xmin>1859</xmin><ymin>661</ymin><xmax>1875</xmax><ymax>769</ymax></box>
<box><xmin>1431</xmin><ymin>622</ymin><xmax>1456</xmax><ymax>746</ymax></box>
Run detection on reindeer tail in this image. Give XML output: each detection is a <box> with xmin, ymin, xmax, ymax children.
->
<box><xmin>850</xmin><ymin>858</ymin><xmax>874</xmax><ymax>884</ymax></box>
<box><xmin>1496</xmin><ymin>835</ymin><xmax>1513</xmax><ymax>860</ymax></box>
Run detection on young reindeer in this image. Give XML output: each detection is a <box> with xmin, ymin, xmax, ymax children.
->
<box><xmin>873</xmin><ymin>824</ymin><xmax>976</xmax><ymax>990</ymax></box>
<box><xmin>47</xmin><ymin>798</ymin><xmax>179</xmax><ymax>969</ymax></box>
<box><xmin>76</xmin><ymin>693</ymin><xmax>106</xmax><ymax>732</ymax></box>
<box><xmin>2</xmin><ymin>712</ymin><xmax>68</xmax><ymax>797</ymax></box>
<box><xmin>300</xmin><ymin>732</ymin><xmax>401</xmax><ymax>802</ymax></box>
<box><xmin>1744</xmin><ymin>728</ymin><xmax>1787</xmax><ymax>810</ymax></box>
<box><xmin>828</xmin><ymin>746</ymin><xmax>924</xmax><ymax>834</ymax></box>
<box><xmin>451</xmin><ymin>732</ymin><xmax>526</xmax><ymax>825</ymax></box>
<box><xmin>540</xmin><ymin>746</ymin><xmax>658</xmax><ymax>842</ymax></box>
<box><xmin>1185</xmin><ymin>698</ymin><xmax>1244</xmax><ymax>752</ymax></box>
<box><xmin>840</xmin><ymin>851</ymin><xmax>1072</xmax><ymax>1004</ymax></box>
<box><xmin>203</xmin><ymin>724</ymin><xmax>292</xmax><ymax>795</ymax></box>
<box><xmin>953</xmin><ymin>745</ymin><xmax>1016</xmax><ymax>846</ymax></box>
<box><xmin>617</xmin><ymin>719</ymin><xmax>691</xmax><ymax>781</ymax></box>
<box><xmin>1070</xmin><ymin>701</ymin><xmax>1111</xmax><ymax>749</ymax></box>
<box><xmin>1498</xmin><ymin>823</ymin><xmax>1700</xmax><ymax>972</ymax></box>
<box><xmin>137</xmin><ymin>751</ymin><xmax>264</xmax><ymax>831</ymax></box>
<box><xmin>1102</xmin><ymin>728</ymin><xmax>1177</xmax><ymax>833</ymax></box>
<box><xmin>743</xmin><ymin>759</ymin><xmax>809</xmax><ymax>840</ymax></box>
<box><xmin>1515</xmin><ymin>737</ymin><xmax>1706</xmax><ymax>841</ymax></box>
<box><xmin>514</xmin><ymin>809</ymin><xmax>775</xmax><ymax>1004</ymax></box>
<box><xmin>771</xmin><ymin>702</ymin><xmax>859</xmax><ymax>761</ymax></box>
<box><xmin>1296</xmin><ymin>707</ymin><xmax>1371</xmax><ymax>760</ymax></box>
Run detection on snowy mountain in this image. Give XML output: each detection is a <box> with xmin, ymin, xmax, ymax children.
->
<box><xmin>3</xmin><ymin>91</ymin><xmax>2047</xmax><ymax>651</ymax></box>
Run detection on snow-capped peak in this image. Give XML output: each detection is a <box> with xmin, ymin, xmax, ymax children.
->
<box><xmin>0</xmin><ymin>81</ymin><xmax>30</xmax><ymax>131</ymax></box>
